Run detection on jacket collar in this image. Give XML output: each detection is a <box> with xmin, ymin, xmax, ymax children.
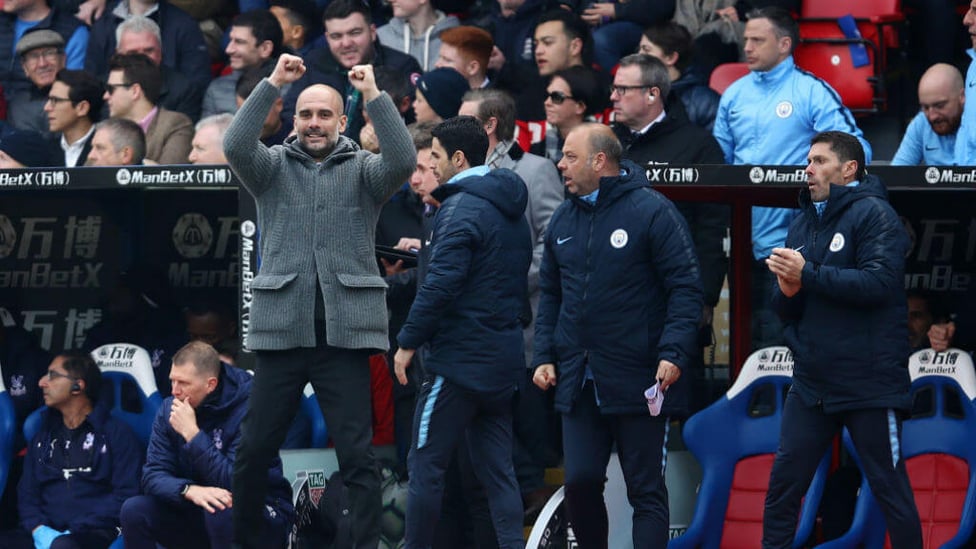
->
<box><xmin>750</xmin><ymin>56</ymin><xmax>796</xmax><ymax>87</ymax></box>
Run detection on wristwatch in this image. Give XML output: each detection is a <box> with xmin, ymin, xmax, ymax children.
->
<box><xmin>180</xmin><ymin>483</ymin><xmax>191</xmax><ymax>497</ymax></box>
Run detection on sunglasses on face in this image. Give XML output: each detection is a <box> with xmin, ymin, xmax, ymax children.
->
<box><xmin>546</xmin><ymin>91</ymin><xmax>576</xmax><ymax>105</ymax></box>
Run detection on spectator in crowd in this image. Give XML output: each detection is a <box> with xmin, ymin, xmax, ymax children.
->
<box><xmin>282</xmin><ymin>0</ymin><xmax>422</xmax><ymax>144</ymax></box>
<box><xmin>639</xmin><ymin>21</ymin><xmax>720</xmax><ymax>132</ymax></box>
<box><xmin>270</xmin><ymin>0</ymin><xmax>320</xmax><ymax>58</ymax></box>
<box><xmin>762</xmin><ymin>131</ymin><xmax>922</xmax><ymax>549</ymax></box>
<box><xmin>120</xmin><ymin>342</ymin><xmax>293</xmax><ymax>549</ymax></box>
<box><xmin>496</xmin><ymin>10</ymin><xmax>593</xmax><ymax>140</ymax></box>
<box><xmin>203</xmin><ymin>9</ymin><xmax>283</xmax><ymax>118</ymax></box>
<box><xmin>183</xmin><ymin>296</ymin><xmax>238</xmax><ymax>363</ymax></box>
<box><xmin>611</xmin><ymin>53</ymin><xmax>728</xmax><ymax>414</ymax></box>
<box><xmin>105</xmin><ymin>53</ymin><xmax>193</xmax><ymax>164</ymax></box>
<box><xmin>484</xmin><ymin>0</ymin><xmax>548</xmax><ymax>79</ymax></box>
<box><xmin>434</xmin><ymin>25</ymin><xmax>493</xmax><ymax>89</ymax></box>
<box><xmin>85</xmin><ymin>117</ymin><xmax>146</xmax><ymax>165</ymax></box>
<box><xmin>574</xmin><ymin>0</ymin><xmax>675</xmax><ymax>72</ymax></box>
<box><xmin>413</xmin><ymin>67</ymin><xmax>467</xmax><ymax>124</ymax></box>
<box><xmin>713</xmin><ymin>7</ymin><xmax>870</xmax><ymax>350</ymax></box>
<box><xmin>46</xmin><ymin>68</ymin><xmax>104</xmax><ymax>166</ymax></box>
<box><xmin>377</xmin><ymin>0</ymin><xmax>459</xmax><ymax>71</ymax></box>
<box><xmin>225</xmin><ymin>55</ymin><xmax>413</xmax><ymax>549</ymax></box>
<box><xmin>907</xmin><ymin>290</ymin><xmax>938</xmax><ymax>351</ymax></box>
<box><xmin>116</xmin><ymin>15</ymin><xmax>204</xmax><ymax>122</ymax></box>
<box><xmin>359</xmin><ymin>66</ymin><xmax>418</xmax><ymax>151</ymax></box>
<box><xmin>85</xmin><ymin>0</ymin><xmax>210</xmax><ymax>89</ymax></box>
<box><xmin>8</xmin><ymin>30</ymin><xmax>66</xmax><ymax>134</ymax></box>
<box><xmin>189</xmin><ymin>113</ymin><xmax>233</xmax><ymax>165</ymax></box>
<box><xmin>234</xmin><ymin>64</ymin><xmax>290</xmax><ymax>147</ymax></box>
<box><xmin>529</xmin><ymin>64</ymin><xmax>608</xmax><ymax>164</ymax></box>
<box><xmin>460</xmin><ymin>87</ymin><xmax>564</xmax><ymax>522</ymax></box>
<box><xmin>957</xmin><ymin>2</ymin><xmax>976</xmax><ymax>165</ymax></box>
<box><xmin>892</xmin><ymin>63</ymin><xmax>963</xmax><ymax>166</ymax></box>
<box><xmin>0</xmin><ymin>0</ymin><xmax>88</xmax><ymax>99</ymax></box>
<box><xmin>532</xmin><ymin>123</ymin><xmax>703</xmax><ymax>548</ymax></box>
<box><xmin>0</xmin><ymin>352</ymin><xmax>142</xmax><ymax>549</ymax></box>
<box><xmin>394</xmin><ymin>115</ymin><xmax>532</xmax><ymax>549</ymax></box>
<box><xmin>0</xmin><ymin>127</ymin><xmax>61</xmax><ymax>167</ymax></box>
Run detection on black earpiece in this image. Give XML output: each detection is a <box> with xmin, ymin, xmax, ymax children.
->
<box><xmin>71</xmin><ymin>381</ymin><xmax>81</xmax><ymax>393</ymax></box>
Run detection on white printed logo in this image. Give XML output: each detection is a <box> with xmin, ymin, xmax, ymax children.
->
<box><xmin>775</xmin><ymin>101</ymin><xmax>793</xmax><ymax>118</ymax></box>
<box><xmin>829</xmin><ymin>232</ymin><xmax>845</xmax><ymax>252</ymax></box>
<box><xmin>116</xmin><ymin>168</ymin><xmax>131</xmax><ymax>185</ymax></box>
<box><xmin>240</xmin><ymin>220</ymin><xmax>256</xmax><ymax>238</ymax></box>
<box><xmin>749</xmin><ymin>167</ymin><xmax>765</xmax><ymax>184</ymax></box>
<box><xmin>610</xmin><ymin>229</ymin><xmax>628</xmax><ymax>249</ymax></box>
<box><xmin>556</xmin><ymin>236</ymin><xmax>573</xmax><ymax>245</ymax></box>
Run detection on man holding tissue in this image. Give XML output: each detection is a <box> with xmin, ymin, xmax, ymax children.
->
<box><xmin>532</xmin><ymin>123</ymin><xmax>703</xmax><ymax>548</ymax></box>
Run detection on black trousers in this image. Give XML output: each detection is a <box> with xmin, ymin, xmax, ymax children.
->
<box><xmin>232</xmin><ymin>341</ymin><xmax>381</xmax><ymax>549</ymax></box>
<box><xmin>763</xmin><ymin>392</ymin><xmax>922</xmax><ymax>549</ymax></box>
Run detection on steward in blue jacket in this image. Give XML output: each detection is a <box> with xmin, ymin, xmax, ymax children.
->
<box><xmin>120</xmin><ymin>342</ymin><xmax>293</xmax><ymax>549</ymax></box>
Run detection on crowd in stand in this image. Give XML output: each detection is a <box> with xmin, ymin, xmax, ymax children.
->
<box><xmin>1</xmin><ymin>0</ymin><xmax>975</xmax><ymax>547</ymax></box>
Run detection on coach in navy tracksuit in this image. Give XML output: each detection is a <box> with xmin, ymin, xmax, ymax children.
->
<box><xmin>762</xmin><ymin>131</ymin><xmax>922</xmax><ymax>549</ymax></box>
<box><xmin>120</xmin><ymin>342</ymin><xmax>293</xmax><ymax>549</ymax></box>
<box><xmin>394</xmin><ymin>116</ymin><xmax>532</xmax><ymax>549</ymax></box>
<box><xmin>532</xmin><ymin>123</ymin><xmax>703</xmax><ymax>548</ymax></box>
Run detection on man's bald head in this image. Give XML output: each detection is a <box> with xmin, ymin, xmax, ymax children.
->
<box><xmin>918</xmin><ymin>63</ymin><xmax>965</xmax><ymax>136</ymax></box>
<box><xmin>293</xmin><ymin>84</ymin><xmax>347</xmax><ymax>160</ymax></box>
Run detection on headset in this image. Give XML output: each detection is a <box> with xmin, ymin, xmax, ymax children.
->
<box><xmin>71</xmin><ymin>381</ymin><xmax>82</xmax><ymax>393</ymax></box>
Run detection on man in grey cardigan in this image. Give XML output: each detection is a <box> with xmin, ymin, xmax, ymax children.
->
<box><xmin>224</xmin><ymin>53</ymin><xmax>415</xmax><ymax>549</ymax></box>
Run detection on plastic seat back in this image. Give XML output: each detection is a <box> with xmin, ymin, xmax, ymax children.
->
<box><xmin>90</xmin><ymin>343</ymin><xmax>163</xmax><ymax>446</ymax></box>
<box><xmin>670</xmin><ymin>346</ymin><xmax>829</xmax><ymax>549</ymax></box>
<box><xmin>0</xmin><ymin>366</ymin><xmax>17</xmax><ymax>496</ymax></box>
<box><xmin>709</xmin><ymin>63</ymin><xmax>750</xmax><ymax>94</ymax></box>
<box><xmin>302</xmin><ymin>383</ymin><xmax>329</xmax><ymax>448</ymax></box>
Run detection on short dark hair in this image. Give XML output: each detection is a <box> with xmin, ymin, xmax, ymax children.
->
<box><xmin>323</xmin><ymin>0</ymin><xmax>371</xmax><ymax>25</ymax></box>
<box><xmin>409</xmin><ymin>120</ymin><xmax>436</xmax><ymax>151</ymax></box>
<box><xmin>641</xmin><ymin>21</ymin><xmax>694</xmax><ymax>72</ymax></box>
<box><xmin>438</xmin><ymin>26</ymin><xmax>493</xmax><ymax>74</ymax></box>
<box><xmin>617</xmin><ymin>53</ymin><xmax>671</xmax><ymax>100</ymax></box>
<box><xmin>462</xmin><ymin>88</ymin><xmax>515</xmax><ymax>142</ymax></box>
<box><xmin>172</xmin><ymin>341</ymin><xmax>221</xmax><ymax>378</ymax></box>
<box><xmin>432</xmin><ymin>116</ymin><xmax>488</xmax><ymax>168</ymax></box>
<box><xmin>94</xmin><ymin>117</ymin><xmax>146</xmax><ymax>164</ymax></box>
<box><xmin>536</xmin><ymin>9</ymin><xmax>592</xmax><ymax>66</ymax></box>
<box><xmin>232</xmin><ymin>9</ymin><xmax>285</xmax><ymax>60</ymax></box>
<box><xmin>374</xmin><ymin>65</ymin><xmax>416</xmax><ymax>107</ymax></box>
<box><xmin>60</xmin><ymin>352</ymin><xmax>102</xmax><ymax>403</ymax></box>
<box><xmin>810</xmin><ymin>131</ymin><xmax>866</xmax><ymax>181</ymax></box>
<box><xmin>55</xmin><ymin>69</ymin><xmax>105</xmax><ymax>122</ymax></box>
<box><xmin>108</xmin><ymin>53</ymin><xmax>162</xmax><ymax>104</ymax></box>
<box><xmin>550</xmin><ymin>65</ymin><xmax>609</xmax><ymax>117</ymax></box>
<box><xmin>235</xmin><ymin>62</ymin><xmax>274</xmax><ymax>100</ymax></box>
<box><xmin>746</xmin><ymin>7</ymin><xmax>799</xmax><ymax>54</ymax></box>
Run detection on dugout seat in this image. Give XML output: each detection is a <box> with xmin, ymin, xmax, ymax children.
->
<box><xmin>709</xmin><ymin>63</ymin><xmax>750</xmax><ymax>95</ymax></box>
<box><xmin>669</xmin><ymin>346</ymin><xmax>829</xmax><ymax>549</ymax></box>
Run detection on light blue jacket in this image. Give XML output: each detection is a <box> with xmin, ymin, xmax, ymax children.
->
<box><xmin>713</xmin><ymin>56</ymin><xmax>871</xmax><ymax>259</ymax></box>
<box><xmin>954</xmin><ymin>49</ymin><xmax>976</xmax><ymax>165</ymax></box>
<box><xmin>891</xmin><ymin>111</ymin><xmax>956</xmax><ymax>166</ymax></box>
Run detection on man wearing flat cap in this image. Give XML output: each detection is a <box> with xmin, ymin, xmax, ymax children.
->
<box><xmin>9</xmin><ymin>29</ymin><xmax>66</xmax><ymax>135</ymax></box>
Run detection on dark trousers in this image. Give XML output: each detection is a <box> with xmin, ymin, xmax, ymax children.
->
<box><xmin>561</xmin><ymin>382</ymin><xmax>670</xmax><ymax>549</ymax></box>
<box><xmin>433</xmin><ymin>443</ymin><xmax>498</xmax><ymax>549</ymax></box>
<box><xmin>232</xmin><ymin>341</ymin><xmax>380</xmax><ymax>549</ymax></box>
<box><xmin>762</xmin><ymin>393</ymin><xmax>922</xmax><ymax>549</ymax></box>
<box><xmin>121</xmin><ymin>495</ymin><xmax>275</xmax><ymax>549</ymax></box>
<box><xmin>405</xmin><ymin>375</ymin><xmax>523</xmax><ymax>549</ymax></box>
<box><xmin>0</xmin><ymin>528</ymin><xmax>117</xmax><ymax>549</ymax></box>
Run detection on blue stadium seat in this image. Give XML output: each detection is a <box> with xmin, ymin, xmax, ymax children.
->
<box><xmin>89</xmin><ymin>343</ymin><xmax>164</xmax><ymax>447</ymax></box>
<box><xmin>302</xmin><ymin>383</ymin><xmax>329</xmax><ymax>449</ymax></box>
<box><xmin>817</xmin><ymin>348</ymin><xmax>976</xmax><ymax>549</ymax></box>
<box><xmin>669</xmin><ymin>347</ymin><xmax>829</xmax><ymax>549</ymax></box>
<box><xmin>0</xmin><ymin>368</ymin><xmax>17</xmax><ymax>496</ymax></box>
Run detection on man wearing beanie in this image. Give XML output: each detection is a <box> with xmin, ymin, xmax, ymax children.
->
<box><xmin>0</xmin><ymin>127</ymin><xmax>59</xmax><ymax>168</ymax></box>
<box><xmin>413</xmin><ymin>67</ymin><xmax>469</xmax><ymax>123</ymax></box>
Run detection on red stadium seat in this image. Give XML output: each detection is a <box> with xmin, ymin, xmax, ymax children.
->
<box><xmin>709</xmin><ymin>63</ymin><xmax>750</xmax><ymax>95</ymax></box>
<box><xmin>669</xmin><ymin>347</ymin><xmax>830</xmax><ymax>549</ymax></box>
<box><xmin>795</xmin><ymin>0</ymin><xmax>905</xmax><ymax>114</ymax></box>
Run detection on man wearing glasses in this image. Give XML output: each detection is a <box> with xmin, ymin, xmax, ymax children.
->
<box><xmin>45</xmin><ymin>69</ymin><xmax>104</xmax><ymax>166</ymax></box>
<box><xmin>0</xmin><ymin>352</ymin><xmax>142</xmax><ymax>549</ymax></box>
<box><xmin>8</xmin><ymin>29</ymin><xmax>65</xmax><ymax>135</ymax></box>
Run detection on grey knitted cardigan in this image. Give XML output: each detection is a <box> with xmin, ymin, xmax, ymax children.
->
<box><xmin>225</xmin><ymin>79</ymin><xmax>415</xmax><ymax>351</ymax></box>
